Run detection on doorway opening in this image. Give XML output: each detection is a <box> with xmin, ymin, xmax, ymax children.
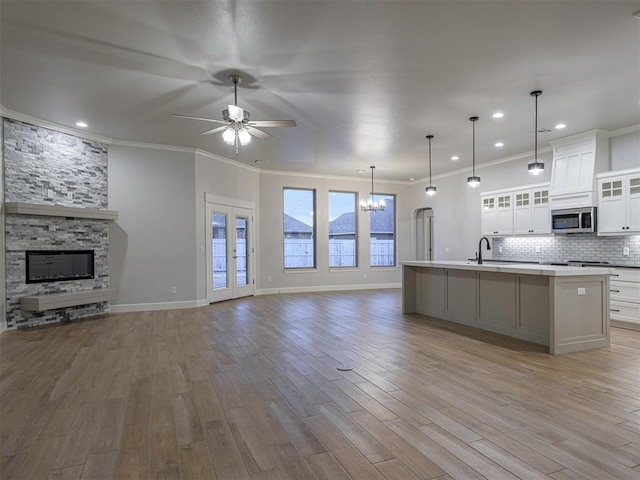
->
<box><xmin>415</xmin><ymin>207</ymin><xmax>434</xmax><ymax>261</ymax></box>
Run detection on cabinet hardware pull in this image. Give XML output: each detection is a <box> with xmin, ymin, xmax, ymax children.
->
<box><xmin>611</xmin><ymin>274</ymin><xmax>620</xmax><ymax>277</ymax></box>
<box><xmin>610</xmin><ymin>289</ymin><xmax>620</xmax><ymax>292</ymax></box>
<box><xmin>610</xmin><ymin>309</ymin><xmax>620</xmax><ymax>312</ymax></box>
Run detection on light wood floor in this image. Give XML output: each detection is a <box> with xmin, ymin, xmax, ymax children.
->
<box><xmin>2</xmin><ymin>289</ymin><xmax>640</xmax><ymax>480</ymax></box>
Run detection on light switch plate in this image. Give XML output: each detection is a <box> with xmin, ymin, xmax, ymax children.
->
<box><xmin>623</xmin><ymin>246</ymin><xmax>630</xmax><ymax>256</ymax></box>
<box><xmin>578</xmin><ymin>287</ymin><xmax>586</xmax><ymax>295</ymax></box>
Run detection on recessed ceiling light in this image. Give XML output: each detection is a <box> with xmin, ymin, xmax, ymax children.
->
<box><xmin>492</xmin><ymin>112</ymin><xmax>504</xmax><ymax>119</ymax></box>
<box><xmin>75</xmin><ymin>121</ymin><xmax>88</xmax><ymax>128</ymax></box>
<box><xmin>451</xmin><ymin>155</ymin><xmax>459</xmax><ymax>161</ymax></box>
<box><xmin>357</xmin><ymin>169</ymin><xmax>366</xmax><ymax>173</ymax></box>
<box><xmin>494</xmin><ymin>142</ymin><xmax>504</xmax><ymax>147</ymax></box>
<box><xmin>555</xmin><ymin>123</ymin><xmax>566</xmax><ymax>130</ymax></box>
<box><xmin>409</xmin><ymin>177</ymin><xmax>415</xmax><ymax>181</ymax></box>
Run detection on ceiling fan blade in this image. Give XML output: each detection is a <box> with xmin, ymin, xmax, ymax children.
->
<box><xmin>172</xmin><ymin>114</ymin><xmax>227</xmax><ymax>124</ymax></box>
<box><xmin>248</xmin><ymin>120</ymin><xmax>297</xmax><ymax>128</ymax></box>
<box><xmin>227</xmin><ymin>104</ymin><xmax>245</xmax><ymax>122</ymax></box>
<box><xmin>200</xmin><ymin>125</ymin><xmax>228</xmax><ymax>135</ymax></box>
<box><xmin>246</xmin><ymin>126</ymin><xmax>273</xmax><ymax>139</ymax></box>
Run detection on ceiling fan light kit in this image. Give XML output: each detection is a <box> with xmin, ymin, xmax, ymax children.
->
<box><xmin>172</xmin><ymin>74</ymin><xmax>296</xmax><ymax>154</ymax></box>
<box><xmin>528</xmin><ymin>90</ymin><xmax>545</xmax><ymax>176</ymax></box>
<box><xmin>467</xmin><ymin>116</ymin><xmax>481</xmax><ymax>188</ymax></box>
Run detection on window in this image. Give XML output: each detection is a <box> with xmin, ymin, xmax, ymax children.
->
<box><xmin>328</xmin><ymin>191</ymin><xmax>357</xmax><ymax>267</ymax></box>
<box><xmin>370</xmin><ymin>194</ymin><xmax>395</xmax><ymax>267</ymax></box>
<box><xmin>283</xmin><ymin>188</ymin><xmax>316</xmax><ymax>268</ymax></box>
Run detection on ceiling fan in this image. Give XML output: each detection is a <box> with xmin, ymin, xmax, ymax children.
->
<box><xmin>172</xmin><ymin>74</ymin><xmax>296</xmax><ymax>153</ymax></box>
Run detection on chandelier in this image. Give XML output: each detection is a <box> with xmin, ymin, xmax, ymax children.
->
<box><xmin>360</xmin><ymin>166</ymin><xmax>386</xmax><ymax>212</ymax></box>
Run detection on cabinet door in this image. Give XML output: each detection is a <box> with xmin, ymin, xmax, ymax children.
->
<box><xmin>496</xmin><ymin>194</ymin><xmax>513</xmax><ymax>234</ymax></box>
<box><xmin>628</xmin><ymin>175</ymin><xmax>640</xmax><ymax>232</ymax></box>
<box><xmin>531</xmin><ymin>189</ymin><xmax>551</xmax><ymax>234</ymax></box>
<box><xmin>481</xmin><ymin>197</ymin><xmax>498</xmax><ymax>235</ymax></box>
<box><xmin>598</xmin><ymin>179</ymin><xmax>626</xmax><ymax>233</ymax></box>
<box><xmin>514</xmin><ymin>192</ymin><xmax>532</xmax><ymax>234</ymax></box>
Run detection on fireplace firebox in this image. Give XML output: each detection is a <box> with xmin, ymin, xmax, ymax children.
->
<box><xmin>26</xmin><ymin>250</ymin><xmax>95</xmax><ymax>284</ymax></box>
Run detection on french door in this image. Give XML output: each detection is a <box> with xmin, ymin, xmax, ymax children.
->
<box><xmin>206</xmin><ymin>202</ymin><xmax>254</xmax><ymax>303</ymax></box>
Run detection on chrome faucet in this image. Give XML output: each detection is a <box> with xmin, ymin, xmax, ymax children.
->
<box><xmin>478</xmin><ymin>237</ymin><xmax>491</xmax><ymax>264</ymax></box>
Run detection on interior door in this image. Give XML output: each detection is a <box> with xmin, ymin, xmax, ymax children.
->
<box><xmin>206</xmin><ymin>203</ymin><xmax>254</xmax><ymax>303</ymax></box>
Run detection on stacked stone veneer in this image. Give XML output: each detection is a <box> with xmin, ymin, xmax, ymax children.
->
<box><xmin>3</xmin><ymin>119</ymin><xmax>110</xmax><ymax>328</ymax></box>
<box><xmin>492</xmin><ymin>234</ymin><xmax>640</xmax><ymax>264</ymax></box>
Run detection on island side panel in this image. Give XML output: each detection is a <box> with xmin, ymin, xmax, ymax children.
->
<box><xmin>416</xmin><ymin>267</ymin><xmax>445</xmax><ymax>318</ymax></box>
<box><xmin>550</xmin><ymin>274</ymin><xmax>610</xmax><ymax>354</ymax></box>
<box><xmin>402</xmin><ymin>265</ymin><xmax>418</xmax><ymax>314</ymax></box>
<box><xmin>516</xmin><ymin>275</ymin><xmax>551</xmax><ymax>346</ymax></box>
<box><xmin>445</xmin><ymin>269</ymin><xmax>477</xmax><ymax>323</ymax></box>
<box><xmin>477</xmin><ymin>272</ymin><xmax>516</xmax><ymax>333</ymax></box>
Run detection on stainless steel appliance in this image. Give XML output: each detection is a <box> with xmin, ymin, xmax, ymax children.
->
<box><xmin>551</xmin><ymin>207</ymin><xmax>596</xmax><ymax>234</ymax></box>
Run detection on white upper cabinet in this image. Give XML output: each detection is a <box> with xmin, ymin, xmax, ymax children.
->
<box><xmin>481</xmin><ymin>193</ymin><xmax>513</xmax><ymax>236</ymax></box>
<box><xmin>549</xmin><ymin>130</ymin><xmax>610</xmax><ymax>209</ymax></box>
<box><xmin>482</xmin><ymin>184</ymin><xmax>550</xmax><ymax>237</ymax></box>
<box><xmin>598</xmin><ymin>168</ymin><xmax>640</xmax><ymax>235</ymax></box>
<box><xmin>514</xmin><ymin>187</ymin><xmax>551</xmax><ymax>235</ymax></box>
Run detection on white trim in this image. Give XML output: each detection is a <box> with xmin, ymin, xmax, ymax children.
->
<box><xmin>547</xmin><ymin>129</ymin><xmax>611</xmax><ymax>147</ymax></box>
<box><xmin>260</xmin><ymin>168</ymin><xmax>411</xmax><ymax>185</ymax></box>
<box><xmin>195</xmin><ymin>149</ymin><xmax>261</xmax><ymax>173</ymax></box>
<box><xmin>481</xmin><ymin>182</ymin><xmax>550</xmax><ymax>197</ymax></box>
<box><xmin>204</xmin><ymin>193</ymin><xmax>255</xmax><ymax>210</ymax></box>
<box><xmin>610</xmin><ymin>124</ymin><xmax>640</xmax><ymax>136</ymax></box>
<box><xmin>597</xmin><ymin>167</ymin><xmax>640</xmax><ymax>179</ymax></box>
<box><xmin>110</xmin><ymin>299</ymin><xmax>208</xmax><ymax>313</ymax></box>
<box><xmin>0</xmin><ymin>106</ymin><xmax>113</xmax><ymax>144</ymax></box>
<box><xmin>112</xmin><ymin>139</ymin><xmax>195</xmax><ymax>153</ymax></box>
<box><xmin>256</xmin><ymin>282</ymin><xmax>400</xmax><ymax>295</ymax></box>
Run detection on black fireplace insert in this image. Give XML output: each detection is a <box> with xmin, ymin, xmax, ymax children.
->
<box><xmin>26</xmin><ymin>250</ymin><xmax>95</xmax><ymax>284</ymax></box>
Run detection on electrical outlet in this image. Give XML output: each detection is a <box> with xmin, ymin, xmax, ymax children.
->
<box><xmin>363</xmin><ymin>273</ymin><xmax>368</xmax><ymax>278</ymax></box>
<box><xmin>445</xmin><ymin>247</ymin><xmax>450</xmax><ymax>253</ymax></box>
<box><xmin>171</xmin><ymin>286</ymin><xmax>177</xmax><ymax>294</ymax></box>
<box><xmin>67</xmin><ymin>192</ymin><xmax>73</xmax><ymax>200</ymax></box>
<box><xmin>577</xmin><ymin>287</ymin><xmax>586</xmax><ymax>296</ymax></box>
<box><xmin>535</xmin><ymin>246</ymin><xmax>541</xmax><ymax>253</ymax></box>
<box><xmin>498</xmin><ymin>246</ymin><xmax>503</xmax><ymax>253</ymax></box>
<box><xmin>47</xmin><ymin>189</ymin><xmax>54</xmax><ymax>198</ymax></box>
<box><xmin>623</xmin><ymin>246</ymin><xmax>630</xmax><ymax>256</ymax></box>
<box><xmin>268</xmin><ymin>276</ymin><xmax>272</xmax><ymax>283</ymax></box>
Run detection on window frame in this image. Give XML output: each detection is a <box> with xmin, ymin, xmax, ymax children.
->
<box><xmin>283</xmin><ymin>187</ymin><xmax>317</xmax><ymax>270</ymax></box>
<box><xmin>369</xmin><ymin>193</ymin><xmax>396</xmax><ymax>268</ymax></box>
<box><xmin>328</xmin><ymin>190</ymin><xmax>358</xmax><ymax>269</ymax></box>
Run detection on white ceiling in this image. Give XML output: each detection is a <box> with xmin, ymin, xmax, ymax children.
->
<box><xmin>1</xmin><ymin>1</ymin><xmax>639</xmax><ymax>181</ymax></box>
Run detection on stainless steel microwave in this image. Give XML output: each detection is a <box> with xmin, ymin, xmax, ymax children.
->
<box><xmin>551</xmin><ymin>207</ymin><xmax>597</xmax><ymax>234</ymax></box>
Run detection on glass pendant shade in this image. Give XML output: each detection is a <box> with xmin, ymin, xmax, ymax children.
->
<box><xmin>222</xmin><ymin>127</ymin><xmax>236</xmax><ymax>145</ymax></box>
<box><xmin>529</xmin><ymin>90</ymin><xmax>544</xmax><ymax>175</ymax></box>
<box><xmin>238</xmin><ymin>127</ymin><xmax>252</xmax><ymax>146</ymax></box>
<box><xmin>425</xmin><ymin>134</ymin><xmax>437</xmax><ymax>196</ymax></box>
<box><xmin>467</xmin><ymin>117</ymin><xmax>480</xmax><ymax>187</ymax></box>
<box><xmin>467</xmin><ymin>175</ymin><xmax>481</xmax><ymax>188</ymax></box>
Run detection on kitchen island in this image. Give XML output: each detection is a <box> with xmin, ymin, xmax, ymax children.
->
<box><xmin>402</xmin><ymin>261</ymin><xmax>611</xmax><ymax>354</ymax></box>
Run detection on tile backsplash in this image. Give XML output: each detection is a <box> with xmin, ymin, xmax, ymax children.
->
<box><xmin>492</xmin><ymin>235</ymin><xmax>640</xmax><ymax>264</ymax></box>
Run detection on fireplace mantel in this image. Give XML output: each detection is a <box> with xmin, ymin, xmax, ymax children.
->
<box><xmin>5</xmin><ymin>202</ymin><xmax>118</xmax><ymax>220</ymax></box>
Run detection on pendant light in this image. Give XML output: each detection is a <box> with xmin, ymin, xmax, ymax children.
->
<box><xmin>528</xmin><ymin>90</ymin><xmax>544</xmax><ymax>175</ymax></box>
<box><xmin>467</xmin><ymin>116</ymin><xmax>481</xmax><ymax>187</ymax></box>
<box><xmin>425</xmin><ymin>135</ymin><xmax>437</xmax><ymax>196</ymax></box>
<box><xmin>360</xmin><ymin>166</ymin><xmax>386</xmax><ymax>212</ymax></box>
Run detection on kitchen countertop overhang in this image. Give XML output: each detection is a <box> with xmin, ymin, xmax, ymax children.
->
<box><xmin>401</xmin><ymin>260</ymin><xmax>613</xmax><ymax>277</ymax></box>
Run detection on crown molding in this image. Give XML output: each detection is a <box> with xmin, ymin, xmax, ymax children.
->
<box><xmin>194</xmin><ymin>149</ymin><xmax>261</xmax><ymax>174</ymax></box>
<box><xmin>0</xmin><ymin>105</ymin><xmax>113</xmax><ymax>144</ymax></box>
<box><xmin>259</xmin><ymin>168</ymin><xmax>411</xmax><ymax>185</ymax></box>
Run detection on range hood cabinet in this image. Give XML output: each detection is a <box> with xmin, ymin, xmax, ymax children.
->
<box><xmin>548</xmin><ymin>130</ymin><xmax>610</xmax><ymax>210</ymax></box>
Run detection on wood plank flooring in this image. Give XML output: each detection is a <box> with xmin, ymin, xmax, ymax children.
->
<box><xmin>1</xmin><ymin>288</ymin><xmax>640</xmax><ymax>479</ymax></box>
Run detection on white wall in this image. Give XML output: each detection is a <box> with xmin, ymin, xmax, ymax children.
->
<box><xmin>108</xmin><ymin>145</ymin><xmax>197</xmax><ymax>310</ymax></box>
<box><xmin>258</xmin><ymin>171</ymin><xmax>412</xmax><ymax>292</ymax></box>
<box><xmin>610</xmin><ymin>130</ymin><xmax>640</xmax><ymax>171</ymax></box>
<box><xmin>194</xmin><ymin>152</ymin><xmax>260</xmax><ymax>301</ymax></box>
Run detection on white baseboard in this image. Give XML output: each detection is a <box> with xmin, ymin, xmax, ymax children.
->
<box><xmin>256</xmin><ymin>282</ymin><xmax>401</xmax><ymax>296</ymax></box>
<box><xmin>110</xmin><ymin>298</ymin><xmax>208</xmax><ymax>313</ymax></box>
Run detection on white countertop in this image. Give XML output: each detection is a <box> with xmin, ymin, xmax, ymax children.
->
<box><xmin>401</xmin><ymin>260</ymin><xmax>613</xmax><ymax>277</ymax></box>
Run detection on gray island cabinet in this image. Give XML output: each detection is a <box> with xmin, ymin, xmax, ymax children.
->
<box><xmin>402</xmin><ymin>261</ymin><xmax>611</xmax><ymax>354</ymax></box>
